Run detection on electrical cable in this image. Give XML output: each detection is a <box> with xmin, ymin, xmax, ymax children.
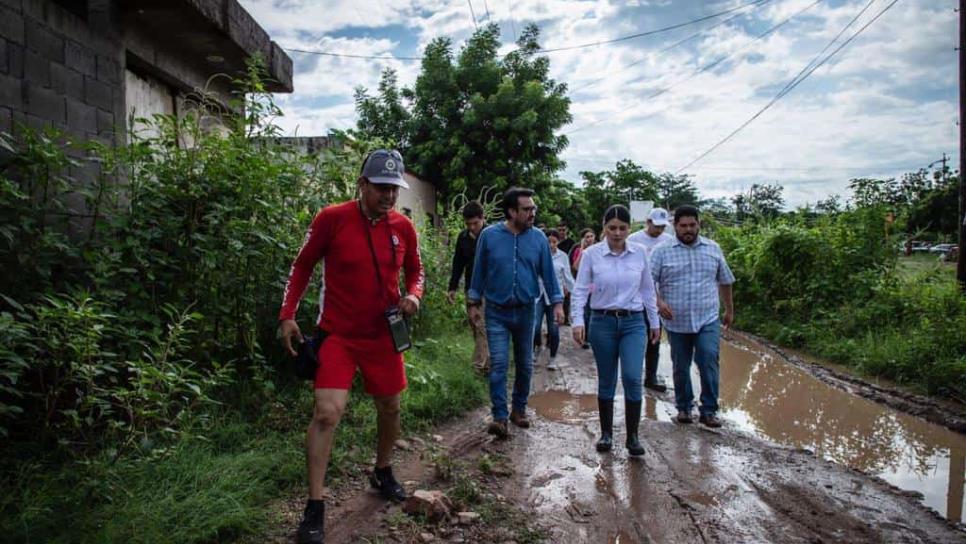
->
<box><xmin>676</xmin><ymin>0</ymin><xmax>899</xmax><ymax>173</ymax></box>
<box><xmin>566</xmin><ymin>0</ymin><xmax>823</xmax><ymax>135</ymax></box>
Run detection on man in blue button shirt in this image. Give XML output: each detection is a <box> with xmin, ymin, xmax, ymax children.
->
<box><xmin>467</xmin><ymin>187</ymin><xmax>564</xmax><ymax>438</ymax></box>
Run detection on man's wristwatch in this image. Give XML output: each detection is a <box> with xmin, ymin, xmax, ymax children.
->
<box><xmin>466</xmin><ymin>300</ymin><xmax>482</xmax><ymax>308</ymax></box>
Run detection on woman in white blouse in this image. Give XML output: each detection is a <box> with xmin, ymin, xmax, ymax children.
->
<box><xmin>571</xmin><ymin>205</ymin><xmax>661</xmax><ymax>456</ymax></box>
<box><xmin>534</xmin><ymin>229</ymin><xmax>576</xmax><ymax>370</ymax></box>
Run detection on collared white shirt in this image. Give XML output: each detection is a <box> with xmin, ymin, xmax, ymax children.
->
<box><xmin>570</xmin><ymin>241</ymin><xmax>659</xmax><ymax>330</ymax></box>
<box><xmin>627</xmin><ymin>229</ymin><xmax>674</xmax><ymax>262</ymax></box>
<box><xmin>650</xmin><ymin>235</ymin><xmax>736</xmax><ymax>334</ymax></box>
<box><xmin>539</xmin><ymin>249</ymin><xmax>575</xmax><ymax>305</ymax></box>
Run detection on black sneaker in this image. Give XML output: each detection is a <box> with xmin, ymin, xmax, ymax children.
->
<box><xmin>296</xmin><ymin>503</ymin><xmax>325</xmax><ymax>544</ymax></box>
<box><xmin>369</xmin><ymin>466</ymin><xmax>407</xmax><ymax>502</ymax></box>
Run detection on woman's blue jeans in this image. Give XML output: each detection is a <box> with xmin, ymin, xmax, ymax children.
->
<box><xmin>533</xmin><ymin>303</ymin><xmax>560</xmax><ymax>357</ymax></box>
<box><xmin>588</xmin><ymin>311</ymin><xmax>646</xmax><ymax>402</ymax></box>
<box><xmin>666</xmin><ymin>319</ymin><xmax>721</xmax><ymax>416</ymax></box>
<box><xmin>485</xmin><ymin>303</ymin><xmax>537</xmax><ymax>421</ymax></box>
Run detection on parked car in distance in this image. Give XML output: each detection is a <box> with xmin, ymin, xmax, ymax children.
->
<box><xmin>928</xmin><ymin>243</ymin><xmax>956</xmax><ymax>255</ymax></box>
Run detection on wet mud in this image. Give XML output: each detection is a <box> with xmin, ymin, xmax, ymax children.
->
<box><xmin>261</xmin><ymin>328</ymin><xmax>966</xmax><ymax>543</ymax></box>
<box><xmin>493</xmin><ymin>329</ymin><xmax>966</xmax><ymax>543</ymax></box>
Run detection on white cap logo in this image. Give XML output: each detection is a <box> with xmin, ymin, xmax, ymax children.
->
<box><xmin>385</xmin><ymin>159</ymin><xmax>396</xmax><ymax>171</ymax></box>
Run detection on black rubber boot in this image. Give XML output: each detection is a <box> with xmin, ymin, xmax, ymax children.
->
<box><xmin>596</xmin><ymin>398</ymin><xmax>614</xmax><ymax>452</ymax></box>
<box><xmin>625</xmin><ymin>400</ymin><xmax>645</xmax><ymax>456</ymax></box>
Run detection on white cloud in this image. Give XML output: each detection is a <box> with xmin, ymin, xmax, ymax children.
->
<box><xmin>238</xmin><ymin>0</ymin><xmax>959</xmax><ymax>207</ymax></box>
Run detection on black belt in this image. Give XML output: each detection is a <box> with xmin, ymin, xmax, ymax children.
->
<box><xmin>593</xmin><ymin>309</ymin><xmax>642</xmax><ymax>318</ymax></box>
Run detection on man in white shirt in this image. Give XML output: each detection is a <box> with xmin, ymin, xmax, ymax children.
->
<box><xmin>627</xmin><ymin>208</ymin><xmax>675</xmax><ymax>393</ymax></box>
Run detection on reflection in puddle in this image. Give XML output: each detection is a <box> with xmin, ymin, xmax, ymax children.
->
<box><xmin>529</xmin><ymin>390</ymin><xmax>599</xmax><ymax>423</ymax></box>
<box><xmin>697</xmin><ymin>338</ymin><xmax>966</xmax><ymax>523</ymax></box>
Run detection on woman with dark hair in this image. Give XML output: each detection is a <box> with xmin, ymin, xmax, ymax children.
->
<box><xmin>571</xmin><ymin>205</ymin><xmax>661</xmax><ymax>456</ymax></box>
<box><xmin>570</xmin><ymin>228</ymin><xmax>597</xmax><ymax>348</ymax></box>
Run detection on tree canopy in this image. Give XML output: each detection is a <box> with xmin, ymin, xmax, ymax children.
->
<box><xmin>355</xmin><ymin>23</ymin><xmax>571</xmax><ymax>207</ymax></box>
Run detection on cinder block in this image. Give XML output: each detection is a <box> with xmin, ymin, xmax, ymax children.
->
<box><xmin>23</xmin><ymin>47</ymin><xmax>48</xmax><ymax>85</ymax></box>
<box><xmin>0</xmin><ymin>39</ymin><xmax>6</xmax><ymax>74</ymax></box>
<box><xmin>51</xmin><ymin>63</ymin><xmax>82</xmax><ymax>96</ymax></box>
<box><xmin>66</xmin><ymin>96</ymin><xmax>95</xmax><ymax>133</ymax></box>
<box><xmin>95</xmin><ymin>54</ymin><xmax>118</xmax><ymax>83</ymax></box>
<box><xmin>7</xmin><ymin>41</ymin><xmax>21</xmax><ymax>77</ymax></box>
<box><xmin>65</xmin><ymin>39</ymin><xmax>95</xmax><ymax>76</ymax></box>
<box><xmin>25</xmin><ymin>19</ymin><xmax>64</xmax><ymax>63</ymax></box>
<box><xmin>83</xmin><ymin>75</ymin><xmax>111</xmax><ymax>110</ymax></box>
<box><xmin>0</xmin><ymin>105</ymin><xmax>11</xmax><ymax>134</ymax></box>
<box><xmin>0</xmin><ymin>71</ymin><xmax>21</xmax><ymax>110</ymax></box>
<box><xmin>24</xmin><ymin>81</ymin><xmax>65</xmax><ymax>123</ymax></box>
<box><xmin>95</xmin><ymin>107</ymin><xmax>112</xmax><ymax>132</ymax></box>
<box><xmin>0</xmin><ymin>6</ymin><xmax>24</xmax><ymax>44</ymax></box>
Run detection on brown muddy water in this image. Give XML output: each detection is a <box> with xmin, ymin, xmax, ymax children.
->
<box><xmin>530</xmin><ymin>337</ymin><xmax>966</xmax><ymax>524</ymax></box>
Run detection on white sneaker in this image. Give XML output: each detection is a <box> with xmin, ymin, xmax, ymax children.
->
<box><xmin>547</xmin><ymin>357</ymin><xmax>558</xmax><ymax>371</ymax></box>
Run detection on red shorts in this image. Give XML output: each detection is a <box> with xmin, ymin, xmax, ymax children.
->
<box><xmin>315</xmin><ymin>333</ymin><xmax>407</xmax><ymax>397</ymax></box>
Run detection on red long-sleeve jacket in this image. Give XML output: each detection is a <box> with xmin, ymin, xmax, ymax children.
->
<box><xmin>279</xmin><ymin>201</ymin><xmax>424</xmax><ymax>339</ymax></box>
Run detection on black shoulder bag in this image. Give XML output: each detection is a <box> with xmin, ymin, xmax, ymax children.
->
<box><xmin>293</xmin><ymin>326</ymin><xmax>328</xmax><ymax>381</ymax></box>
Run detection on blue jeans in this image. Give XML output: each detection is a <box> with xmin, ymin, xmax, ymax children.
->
<box><xmin>588</xmin><ymin>312</ymin><xmax>646</xmax><ymax>402</ymax></box>
<box><xmin>533</xmin><ymin>303</ymin><xmax>559</xmax><ymax>357</ymax></box>
<box><xmin>666</xmin><ymin>320</ymin><xmax>721</xmax><ymax>416</ymax></box>
<box><xmin>485</xmin><ymin>303</ymin><xmax>537</xmax><ymax>421</ymax></box>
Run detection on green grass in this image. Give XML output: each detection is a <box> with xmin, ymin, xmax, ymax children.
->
<box><xmin>897</xmin><ymin>254</ymin><xmax>956</xmax><ymax>279</ymax></box>
<box><xmin>739</xmin><ymin>268</ymin><xmax>966</xmax><ymax>401</ymax></box>
<box><xmin>0</xmin><ymin>332</ymin><xmax>485</xmax><ymax>543</ymax></box>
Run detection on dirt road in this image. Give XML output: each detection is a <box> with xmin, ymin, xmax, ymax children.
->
<box><xmin>270</xmin><ymin>329</ymin><xmax>965</xmax><ymax>543</ymax></box>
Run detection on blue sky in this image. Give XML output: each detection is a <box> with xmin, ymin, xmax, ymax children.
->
<box><xmin>238</xmin><ymin>0</ymin><xmax>959</xmax><ymax>207</ymax></box>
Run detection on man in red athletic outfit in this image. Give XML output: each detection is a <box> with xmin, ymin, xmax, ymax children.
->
<box><xmin>279</xmin><ymin>149</ymin><xmax>424</xmax><ymax>544</ymax></box>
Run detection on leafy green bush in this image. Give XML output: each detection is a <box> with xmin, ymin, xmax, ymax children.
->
<box><xmin>719</xmin><ymin>209</ymin><xmax>965</xmax><ymax>399</ymax></box>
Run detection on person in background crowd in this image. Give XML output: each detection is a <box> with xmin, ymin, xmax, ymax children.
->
<box><xmin>627</xmin><ymin>207</ymin><xmax>675</xmax><ymax>393</ymax></box>
<box><xmin>650</xmin><ymin>205</ymin><xmax>735</xmax><ymax>428</ymax></box>
<box><xmin>556</xmin><ymin>223</ymin><xmax>576</xmax><ymax>324</ymax></box>
<box><xmin>570</xmin><ymin>228</ymin><xmax>597</xmax><ymax>348</ymax></box>
<box><xmin>447</xmin><ymin>201</ymin><xmax>489</xmax><ymax>375</ymax></box>
<box><xmin>571</xmin><ymin>205</ymin><xmax>660</xmax><ymax>456</ymax></box>
<box><xmin>534</xmin><ymin>228</ymin><xmax>575</xmax><ymax>371</ymax></box>
<box><xmin>467</xmin><ymin>187</ymin><xmax>563</xmax><ymax>439</ymax></box>
<box><xmin>279</xmin><ymin>150</ymin><xmax>424</xmax><ymax>544</ymax></box>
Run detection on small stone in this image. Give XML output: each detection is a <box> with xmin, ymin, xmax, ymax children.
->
<box><xmin>433</xmin><ymin>434</ymin><xmax>444</xmax><ymax>442</ymax></box>
<box><xmin>420</xmin><ymin>532</ymin><xmax>435</xmax><ymax>542</ymax></box>
<box><xmin>403</xmin><ymin>489</ymin><xmax>455</xmax><ymax>522</ymax></box>
<box><xmin>395</xmin><ymin>439</ymin><xmax>411</xmax><ymax>450</ymax></box>
<box><xmin>457</xmin><ymin>511</ymin><xmax>480</xmax><ymax>525</ymax></box>
<box><xmin>411</xmin><ymin>436</ymin><xmax>427</xmax><ymax>448</ymax></box>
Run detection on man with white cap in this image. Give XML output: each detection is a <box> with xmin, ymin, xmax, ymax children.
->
<box><xmin>279</xmin><ymin>149</ymin><xmax>425</xmax><ymax>544</ymax></box>
<box><xmin>627</xmin><ymin>207</ymin><xmax>674</xmax><ymax>392</ymax></box>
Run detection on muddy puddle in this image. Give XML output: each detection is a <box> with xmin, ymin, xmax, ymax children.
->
<box><xmin>529</xmin><ymin>337</ymin><xmax>966</xmax><ymax>524</ymax></box>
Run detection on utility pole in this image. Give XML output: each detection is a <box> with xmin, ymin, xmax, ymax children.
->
<box><xmin>960</xmin><ymin>0</ymin><xmax>966</xmax><ymax>292</ymax></box>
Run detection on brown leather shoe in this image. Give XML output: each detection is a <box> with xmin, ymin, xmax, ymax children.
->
<box><xmin>509</xmin><ymin>410</ymin><xmax>531</xmax><ymax>429</ymax></box>
<box><xmin>676</xmin><ymin>411</ymin><xmax>693</xmax><ymax>424</ymax></box>
<box><xmin>487</xmin><ymin>419</ymin><xmax>509</xmax><ymax>439</ymax></box>
<box><xmin>699</xmin><ymin>414</ymin><xmax>722</xmax><ymax>428</ymax></box>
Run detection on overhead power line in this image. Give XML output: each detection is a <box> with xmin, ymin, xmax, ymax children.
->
<box><xmin>566</xmin><ymin>0</ymin><xmax>823</xmax><ymax>135</ymax></box>
<box><xmin>676</xmin><ymin>0</ymin><xmax>900</xmax><ymax>174</ymax></box>
<box><xmin>571</xmin><ymin>0</ymin><xmax>773</xmax><ymax>94</ymax></box>
<box><xmin>534</xmin><ymin>0</ymin><xmax>770</xmax><ymax>54</ymax></box>
<box><xmin>467</xmin><ymin>0</ymin><xmax>480</xmax><ymax>30</ymax></box>
<box><xmin>283</xmin><ymin>0</ymin><xmax>771</xmax><ymax>61</ymax></box>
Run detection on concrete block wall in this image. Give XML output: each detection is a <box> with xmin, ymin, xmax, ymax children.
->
<box><xmin>0</xmin><ymin>0</ymin><xmax>124</xmax><ymax>145</ymax></box>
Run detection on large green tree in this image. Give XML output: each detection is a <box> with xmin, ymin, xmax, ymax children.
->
<box><xmin>579</xmin><ymin>159</ymin><xmax>660</xmax><ymax>225</ymax></box>
<box><xmin>354</xmin><ymin>23</ymin><xmax>572</xmax><ymax>206</ymax></box>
